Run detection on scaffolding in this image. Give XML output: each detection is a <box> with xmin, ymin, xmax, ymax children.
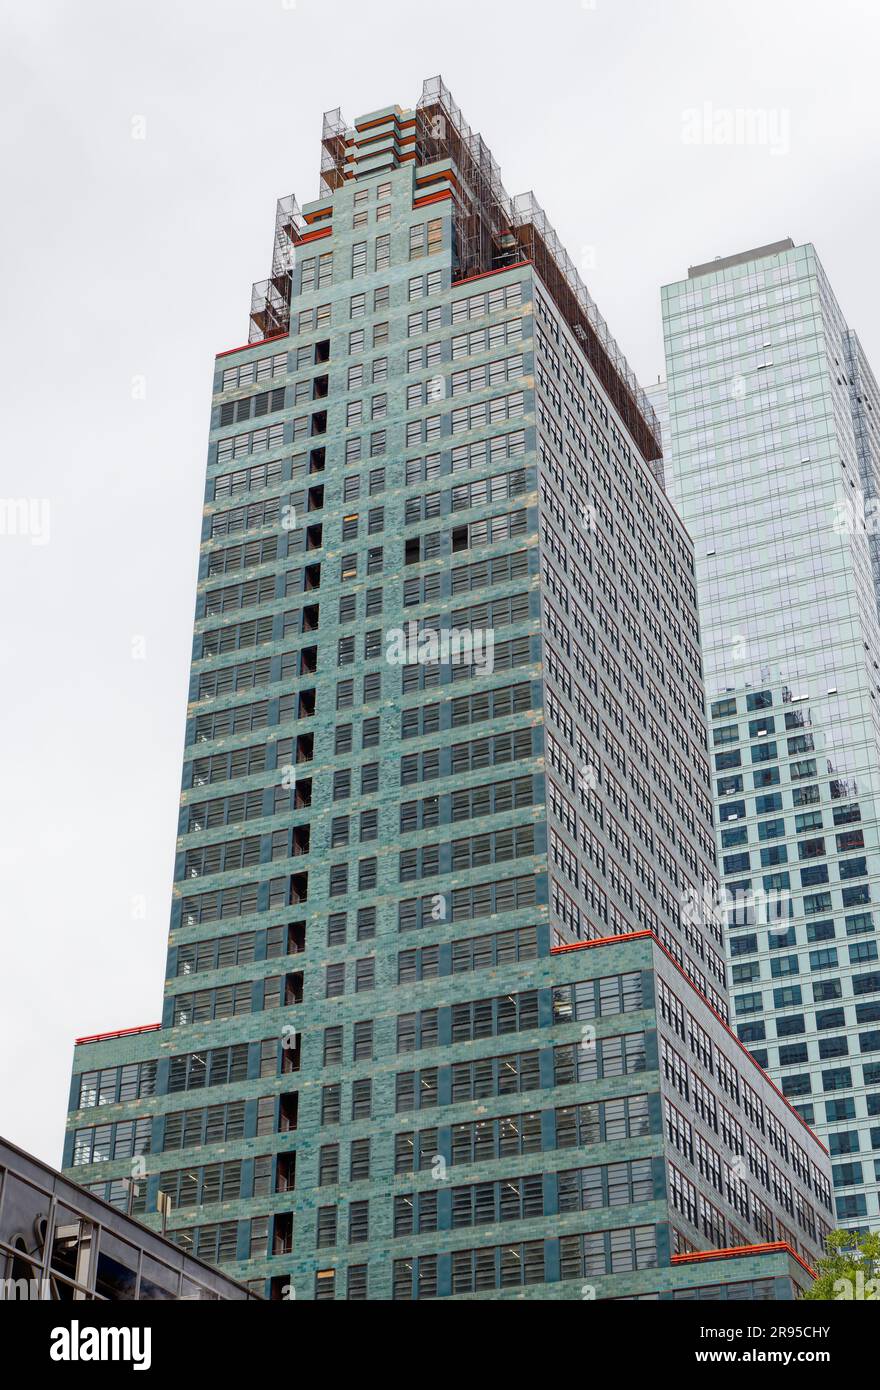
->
<box><xmin>248</xmin><ymin>194</ymin><xmax>307</xmax><ymax>344</ymax></box>
<box><xmin>244</xmin><ymin>74</ymin><xmax>661</xmax><ymax>462</ymax></box>
<box><xmin>320</xmin><ymin>107</ymin><xmax>349</xmax><ymax>197</ymax></box>
<box><xmin>415</xmin><ymin>76</ymin><xmax>517</xmax><ymax>285</ymax></box>
<box><xmin>413</xmin><ymin>76</ymin><xmax>661</xmax><ymax>463</ymax></box>
<box><xmin>248</xmin><ymin>106</ymin><xmax>347</xmax><ymax>342</ymax></box>
<box><xmin>510</xmin><ymin>191</ymin><xmax>662</xmax><ymax>463</ymax></box>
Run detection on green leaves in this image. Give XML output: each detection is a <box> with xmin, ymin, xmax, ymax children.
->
<box><xmin>803</xmin><ymin>1229</ymin><xmax>880</xmax><ymax>1300</ymax></box>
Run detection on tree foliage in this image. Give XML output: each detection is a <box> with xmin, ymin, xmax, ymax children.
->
<box><xmin>802</xmin><ymin>1229</ymin><xmax>880</xmax><ymax>1300</ymax></box>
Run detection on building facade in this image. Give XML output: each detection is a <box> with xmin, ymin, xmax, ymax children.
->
<box><xmin>0</xmin><ymin>1136</ymin><xmax>257</xmax><ymax>1300</ymax></box>
<box><xmin>63</xmin><ymin>82</ymin><xmax>833</xmax><ymax>1298</ymax></box>
<box><xmin>661</xmin><ymin>238</ymin><xmax>880</xmax><ymax>1227</ymax></box>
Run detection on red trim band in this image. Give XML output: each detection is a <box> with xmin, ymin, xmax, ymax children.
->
<box><xmin>75</xmin><ymin>1023</ymin><xmax>160</xmax><ymax>1046</ymax></box>
<box><xmin>453</xmin><ymin>262</ymin><xmax>533</xmax><ymax>290</ymax></box>
<box><xmin>299</xmin><ymin>226</ymin><xmax>332</xmax><ymax>244</ymax></box>
<box><xmin>413</xmin><ymin>190</ymin><xmax>453</xmax><ymax>210</ymax></box>
<box><xmin>672</xmin><ymin>1241</ymin><xmax>816</xmax><ymax>1280</ymax></box>
<box><xmin>216</xmin><ymin>332</ymin><xmax>287</xmax><ymax>360</ymax></box>
<box><xmin>551</xmin><ymin>931</ymin><xmax>829</xmax><ymax>1154</ymax></box>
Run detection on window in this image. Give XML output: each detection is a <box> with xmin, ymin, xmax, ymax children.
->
<box><xmin>355</xmin><ymin>957</ymin><xmax>375</xmax><ymax>992</ymax></box>
<box><xmin>357</xmin><ymin>906</ymin><xmax>376</xmax><ymax>940</ymax></box>
<box><xmin>349</xmin><ymin>1201</ymin><xmax>369</xmax><ymax>1245</ymax></box>
<box><xmin>316</xmin><ymin>1206</ymin><xmax>337</xmax><ymax>1248</ymax></box>
<box><xmin>323</xmin><ymin>1025</ymin><xmax>343</xmax><ymax>1064</ymax></box>
<box><xmin>350</xmin><ymin>1138</ymin><xmax>371</xmax><ymax>1181</ymax></box>
<box><xmin>319</xmin><ymin>1144</ymin><xmax>340</xmax><ymax>1185</ymax></box>
<box><xmin>321</xmin><ymin>1085</ymin><xmax>341</xmax><ymax>1125</ymax></box>
<box><xmin>351</xmin><ymin>1079</ymin><xmax>372</xmax><ymax>1120</ymax></box>
<box><xmin>353</xmin><ymin>1021</ymin><xmax>373</xmax><ymax>1061</ymax></box>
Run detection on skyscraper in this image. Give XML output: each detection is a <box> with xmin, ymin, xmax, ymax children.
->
<box><xmin>661</xmin><ymin>238</ymin><xmax>880</xmax><ymax>1227</ymax></box>
<box><xmin>63</xmin><ymin>83</ymin><xmax>833</xmax><ymax>1300</ymax></box>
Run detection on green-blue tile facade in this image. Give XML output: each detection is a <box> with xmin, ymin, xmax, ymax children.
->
<box><xmin>63</xmin><ymin>83</ymin><xmax>834</xmax><ymax>1299</ymax></box>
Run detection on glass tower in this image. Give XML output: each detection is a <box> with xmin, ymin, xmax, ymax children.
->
<box><xmin>661</xmin><ymin>238</ymin><xmax>880</xmax><ymax>1228</ymax></box>
<box><xmin>61</xmin><ymin>86</ymin><xmax>833</xmax><ymax>1300</ymax></box>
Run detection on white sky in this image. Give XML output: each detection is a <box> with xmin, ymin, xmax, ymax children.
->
<box><xmin>1</xmin><ymin>0</ymin><xmax>879</xmax><ymax>1167</ymax></box>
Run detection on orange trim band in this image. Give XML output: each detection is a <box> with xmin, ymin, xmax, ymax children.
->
<box><xmin>553</xmin><ymin>931</ymin><xmax>654</xmax><ymax>954</ymax></box>
<box><xmin>417</xmin><ymin>169</ymin><xmax>462</xmax><ymax>193</ymax></box>
<box><xmin>75</xmin><ymin>1023</ymin><xmax>160</xmax><ymax>1046</ymax></box>
<box><xmin>355</xmin><ymin>112</ymin><xmax>408</xmax><ymax>133</ymax></box>
<box><xmin>672</xmin><ymin>1241</ymin><xmax>816</xmax><ymax>1280</ymax></box>
<box><xmin>356</xmin><ymin>131</ymin><xmax>399</xmax><ymax>151</ymax></box>
<box><xmin>453</xmin><ymin>262</ymin><xmax>533</xmax><ymax>289</ymax></box>
<box><xmin>551</xmin><ymin>930</ymin><xmax>829</xmax><ymax>1153</ymax></box>
<box><xmin>413</xmin><ymin>190</ymin><xmax>453</xmax><ymax>210</ymax></box>
<box><xmin>299</xmin><ymin>226</ymin><xmax>332</xmax><ymax>244</ymax></box>
<box><xmin>216</xmin><ymin>331</ymin><xmax>287</xmax><ymax>360</ymax></box>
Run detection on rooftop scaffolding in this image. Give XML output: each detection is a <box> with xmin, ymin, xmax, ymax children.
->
<box><xmin>244</xmin><ymin>77</ymin><xmax>661</xmax><ymax>464</ymax></box>
<box><xmin>320</xmin><ymin>106</ymin><xmax>349</xmax><ymax>196</ymax></box>
<box><xmin>414</xmin><ymin>76</ymin><xmax>661</xmax><ymax>463</ymax></box>
<box><xmin>511</xmin><ymin>190</ymin><xmax>662</xmax><ymax>463</ymax></box>
<box><xmin>248</xmin><ymin>194</ymin><xmax>307</xmax><ymax>344</ymax></box>
<box><xmin>416</xmin><ymin>76</ymin><xmax>514</xmax><ymax>284</ymax></box>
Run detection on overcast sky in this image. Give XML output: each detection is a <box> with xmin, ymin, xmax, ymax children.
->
<box><xmin>2</xmin><ymin>0</ymin><xmax>879</xmax><ymax>1167</ymax></box>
